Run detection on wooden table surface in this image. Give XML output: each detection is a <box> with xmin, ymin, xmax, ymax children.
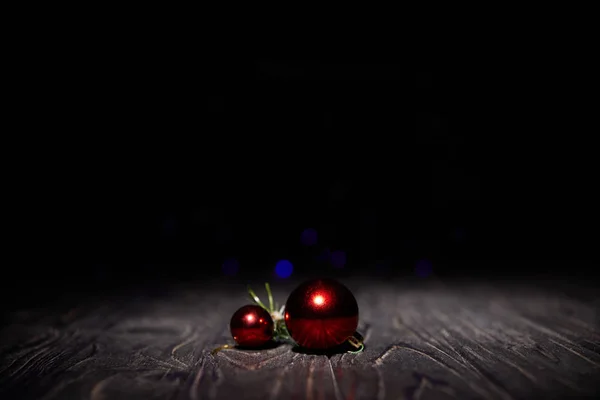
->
<box><xmin>1</xmin><ymin>279</ymin><xmax>599</xmax><ymax>399</ymax></box>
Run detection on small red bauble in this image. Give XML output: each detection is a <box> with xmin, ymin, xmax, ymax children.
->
<box><xmin>230</xmin><ymin>305</ymin><xmax>274</xmax><ymax>347</ymax></box>
<box><xmin>284</xmin><ymin>278</ymin><xmax>358</xmax><ymax>349</ymax></box>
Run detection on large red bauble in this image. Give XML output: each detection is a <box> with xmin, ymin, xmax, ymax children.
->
<box><xmin>230</xmin><ymin>305</ymin><xmax>274</xmax><ymax>347</ymax></box>
<box><xmin>285</xmin><ymin>278</ymin><xmax>359</xmax><ymax>349</ymax></box>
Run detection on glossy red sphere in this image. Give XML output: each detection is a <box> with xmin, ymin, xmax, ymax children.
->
<box><xmin>230</xmin><ymin>305</ymin><xmax>274</xmax><ymax>347</ymax></box>
<box><xmin>285</xmin><ymin>278</ymin><xmax>359</xmax><ymax>349</ymax></box>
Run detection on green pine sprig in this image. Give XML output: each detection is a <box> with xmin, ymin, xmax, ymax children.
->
<box><xmin>247</xmin><ymin>282</ymin><xmax>364</xmax><ymax>353</ymax></box>
<box><xmin>248</xmin><ymin>283</ymin><xmax>294</xmax><ymax>343</ymax></box>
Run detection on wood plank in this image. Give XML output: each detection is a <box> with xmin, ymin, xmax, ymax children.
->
<box><xmin>1</xmin><ymin>280</ymin><xmax>599</xmax><ymax>399</ymax></box>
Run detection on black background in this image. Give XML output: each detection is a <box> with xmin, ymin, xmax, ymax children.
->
<box><xmin>5</xmin><ymin>44</ymin><xmax>598</xmax><ymax>309</ymax></box>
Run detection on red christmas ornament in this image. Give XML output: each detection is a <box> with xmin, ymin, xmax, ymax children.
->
<box><xmin>230</xmin><ymin>305</ymin><xmax>274</xmax><ymax>347</ymax></box>
<box><xmin>284</xmin><ymin>278</ymin><xmax>359</xmax><ymax>349</ymax></box>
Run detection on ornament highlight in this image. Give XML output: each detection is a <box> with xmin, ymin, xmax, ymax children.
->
<box><xmin>285</xmin><ymin>278</ymin><xmax>359</xmax><ymax>350</ymax></box>
<box><xmin>213</xmin><ymin>281</ymin><xmax>363</xmax><ymax>355</ymax></box>
<box><xmin>230</xmin><ymin>304</ymin><xmax>274</xmax><ymax>347</ymax></box>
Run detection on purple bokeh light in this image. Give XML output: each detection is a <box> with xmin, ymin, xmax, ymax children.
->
<box><xmin>330</xmin><ymin>250</ymin><xmax>347</xmax><ymax>268</ymax></box>
<box><xmin>222</xmin><ymin>258</ymin><xmax>240</xmax><ymax>276</ymax></box>
<box><xmin>300</xmin><ymin>228</ymin><xmax>318</xmax><ymax>246</ymax></box>
<box><xmin>415</xmin><ymin>259</ymin><xmax>433</xmax><ymax>278</ymax></box>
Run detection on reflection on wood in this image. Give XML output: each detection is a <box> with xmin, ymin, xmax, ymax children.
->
<box><xmin>0</xmin><ymin>280</ymin><xmax>599</xmax><ymax>399</ymax></box>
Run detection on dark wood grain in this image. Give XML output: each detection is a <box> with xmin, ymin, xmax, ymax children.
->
<box><xmin>1</xmin><ymin>279</ymin><xmax>599</xmax><ymax>399</ymax></box>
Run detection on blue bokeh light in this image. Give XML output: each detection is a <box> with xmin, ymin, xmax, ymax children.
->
<box><xmin>222</xmin><ymin>258</ymin><xmax>240</xmax><ymax>276</ymax></box>
<box><xmin>331</xmin><ymin>250</ymin><xmax>346</xmax><ymax>268</ymax></box>
<box><xmin>275</xmin><ymin>259</ymin><xmax>293</xmax><ymax>278</ymax></box>
<box><xmin>415</xmin><ymin>259</ymin><xmax>433</xmax><ymax>278</ymax></box>
<box><xmin>300</xmin><ymin>228</ymin><xmax>318</xmax><ymax>246</ymax></box>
